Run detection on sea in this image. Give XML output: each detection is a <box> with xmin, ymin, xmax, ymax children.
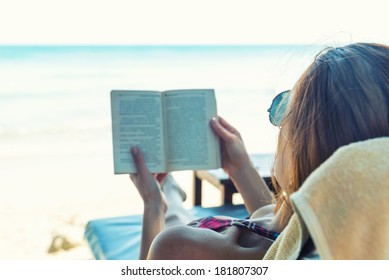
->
<box><xmin>0</xmin><ymin>45</ymin><xmax>323</xmax><ymax>258</ymax></box>
<box><xmin>0</xmin><ymin>45</ymin><xmax>322</xmax><ymax>157</ymax></box>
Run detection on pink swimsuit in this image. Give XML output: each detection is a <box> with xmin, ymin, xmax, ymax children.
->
<box><xmin>188</xmin><ymin>216</ymin><xmax>279</xmax><ymax>241</ymax></box>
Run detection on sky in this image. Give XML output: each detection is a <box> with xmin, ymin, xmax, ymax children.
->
<box><xmin>0</xmin><ymin>0</ymin><xmax>388</xmax><ymax>45</ymax></box>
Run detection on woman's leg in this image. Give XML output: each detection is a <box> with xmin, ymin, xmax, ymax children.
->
<box><xmin>161</xmin><ymin>174</ymin><xmax>195</xmax><ymax>227</ymax></box>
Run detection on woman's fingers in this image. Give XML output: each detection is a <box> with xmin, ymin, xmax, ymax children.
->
<box><xmin>218</xmin><ymin>116</ymin><xmax>242</xmax><ymax>139</ymax></box>
<box><xmin>218</xmin><ymin>116</ymin><xmax>236</xmax><ymax>132</ymax></box>
<box><xmin>131</xmin><ymin>146</ymin><xmax>149</xmax><ymax>176</ymax></box>
<box><xmin>210</xmin><ymin>117</ymin><xmax>236</xmax><ymax>142</ymax></box>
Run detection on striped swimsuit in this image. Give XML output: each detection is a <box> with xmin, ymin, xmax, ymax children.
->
<box><xmin>187</xmin><ymin>216</ymin><xmax>280</xmax><ymax>241</ymax></box>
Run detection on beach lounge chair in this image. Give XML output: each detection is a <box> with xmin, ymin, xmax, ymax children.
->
<box><xmin>85</xmin><ymin>139</ymin><xmax>389</xmax><ymax>259</ymax></box>
<box><xmin>85</xmin><ymin>153</ymin><xmax>273</xmax><ymax>260</ymax></box>
<box><xmin>85</xmin><ymin>204</ymin><xmax>248</xmax><ymax>260</ymax></box>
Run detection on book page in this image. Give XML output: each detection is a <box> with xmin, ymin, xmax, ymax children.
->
<box><xmin>111</xmin><ymin>90</ymin><xmax>166</xmax><ymax>173</ymax></box>
<box><xmin>163</xmin><ymin>89</ymin><xmax>221</xmax><ymax>171</ymax></box>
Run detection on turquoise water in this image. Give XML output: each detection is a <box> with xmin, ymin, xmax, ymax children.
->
<box><xmin>0</xmin><ymin>45</ymin><xmax>322</xmax><ymax>156</ymax></box>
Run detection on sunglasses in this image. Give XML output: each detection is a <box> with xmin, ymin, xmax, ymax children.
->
<box><xmin>267</xmin><ymin>90</ymin><xmax>290</xmax><ymax>126</ymax></box>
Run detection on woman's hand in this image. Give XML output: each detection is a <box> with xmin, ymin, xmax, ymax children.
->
<box><xmin>129</xmin><ymin>147</ymin><xmax>168</xmax><ymax>259</ymax></box>
<box><xmin>210</xmin><ymin>117</ymin><xmax>273</xmax><ymax>213</ymax></box>
<box><xmin>129</xmin><ymin>147</ymin><xmax>167</xmax><ymax>213</ymax></box>
<box><xmin>210</xmin><ymin>116</ymin><xmax>252</xmax><ymax>176</ymax></box>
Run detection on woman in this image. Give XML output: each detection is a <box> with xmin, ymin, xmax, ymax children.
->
<box><xmin>130</xmin><ymin>43</ymin><xmax>389</xmax><ymax>259</ymax></box>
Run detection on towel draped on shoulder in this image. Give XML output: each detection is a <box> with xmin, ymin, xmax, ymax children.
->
<box><xmin>264</xmin><ymin>137</ymin><xmax>389</xmax><ymax>260</ymax></box>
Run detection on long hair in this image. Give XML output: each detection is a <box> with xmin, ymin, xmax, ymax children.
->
<box><xmin>272</xmin><ymin>43</ymin><xmax>389</xmax><ymax>224</ymax></box>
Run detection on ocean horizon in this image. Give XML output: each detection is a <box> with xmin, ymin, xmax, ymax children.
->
<box><xmin>0</xmin><ymin>44</ymin><xmax>322</xmax><ymax>155</ymax></box>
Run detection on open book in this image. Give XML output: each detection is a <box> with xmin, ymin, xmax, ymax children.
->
<box><xmin>110</xmin><ymin>89</ymin><xmax>221</xmax><ymax>173</ymax></box>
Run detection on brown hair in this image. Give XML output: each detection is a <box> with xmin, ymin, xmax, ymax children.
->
<box><xmin>272</xmin><ymin>43</ymin><xmax>389</xmax><ymax>224</ymax></box>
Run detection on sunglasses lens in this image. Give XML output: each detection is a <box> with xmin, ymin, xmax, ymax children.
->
<box><xmin>269</xmin><ymin>90</ymin><xmax>290</xmax><ymax>126</ymax></box>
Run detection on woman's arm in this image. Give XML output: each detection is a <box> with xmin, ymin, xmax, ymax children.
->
<box><xmin>228</xmin><ymin>163</ymin><xmax>274</xmax><ymax>213</ymax></box>
<box><xmin>139</xmin><ymin>205</ymin><xmax>165</xmax><ymax>260</ymax></box>
<box><xmin>210</xmin><ymin>117</ymin><xmax>273</xmax><ymax>213</ymax></box>
<box><xmin>129</xmin><ymin>147</ymin><xmax>167</xmax><ymax>259</ymax></box>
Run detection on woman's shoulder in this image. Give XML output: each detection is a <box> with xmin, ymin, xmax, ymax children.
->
<box><xmin>250</xmin><ymin>204</ymin><xmax>276</xmax><ymax>220</ymax></box>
